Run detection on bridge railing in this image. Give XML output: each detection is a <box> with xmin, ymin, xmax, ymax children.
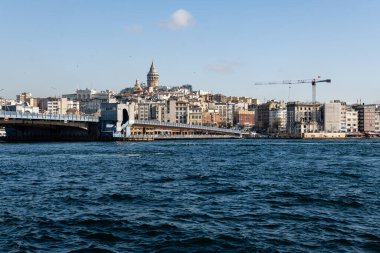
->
<box><xmin>133</xmin><ymin>120</ymin><xmax>244</xmax><ymax>134</ymax></box>
<box><xmin>0</xmin><ymin>110</ymin><xmax>99</xmax><ymax>122</ymax></box>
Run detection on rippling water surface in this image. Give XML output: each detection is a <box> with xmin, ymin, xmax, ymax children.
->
<box><xmin>0</xmin><ymin>139</ymin><xmax>379</xmax><ymax>252</ymax></box>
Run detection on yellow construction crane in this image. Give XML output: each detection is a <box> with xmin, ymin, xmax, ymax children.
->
<box><xmin>255</xmin><ymin>77</ymin><xmax>331</xmax><ymax>103</ymax></box>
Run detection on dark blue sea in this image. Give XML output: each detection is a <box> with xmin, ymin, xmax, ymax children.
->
<box><xmin>0</xmin><ymin>139</ymin><xmax>379</xmax><ymax>252</ymax></box>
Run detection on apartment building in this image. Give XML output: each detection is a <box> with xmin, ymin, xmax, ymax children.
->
<box><xmin>287</xmin><ymin>102</ymin><xmax>322</xmax><ymax>134</ymax></box>
<box><xmin>354</xmin><ymin>104</ymin><xmax>376</xmax><ymax>132</ymax></box>
<box><xmin>165</xmin><ymin>99</ymin><xmax>189</xmax><ymax>124</ymax></box>
<box><xmin>323</xmin><ymin>101</ymin><xmax>342</xmax><ymax>132</ymax></box>
<box><xmin>234</xmin><ymin>110</ymin><xmax>255</xmax><ymax>128</ymax></box>
<box><xmin>214</xmin><ymin>102</ymin><xmax>234</xmax><ymax>127</ymax></box>
<box><xmin>189</xmin><ymin>106</ymin><xmax>203</xmax><ymax>125</ymax></box>
<box><xmin>269</xmin><ymin>106</ymin><xmax>287</xmax><ymax>133</ymax></box>
<box><xmin>345</xmin><ymin>106</ymin><xmax>358</xmax><ymax>133</ymax></box>
<box><xmin>256</xmin><ymin>100</ymin><xmax>282</xmax><ymax>132</ymax></box>
<box><xmin>46</xmin><ymin>98</ymin><xmax>80</xmax><ymax>114</ymax></box>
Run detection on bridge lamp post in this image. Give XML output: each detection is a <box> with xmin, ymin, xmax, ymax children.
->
<box><xmin>0</xmin><ymin>89</ymin><xmax>5</xmax><ymax>111</ymax></box>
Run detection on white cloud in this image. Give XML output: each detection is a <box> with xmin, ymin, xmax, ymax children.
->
<box><xmin>160</xmin><ymin>9</ymin><xmax>195</xmax><ymax>30</ymax></box>
<box><xmin>125</xmin><ymin>24</ymin><xmax>143</xmax><ymax>33</ymax></box>
<box><xmin>206</xmin><ymin>62</ymin><xmax>241</xmax><ymax>74</ymax></box>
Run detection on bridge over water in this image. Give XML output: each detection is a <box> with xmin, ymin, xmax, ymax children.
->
<box><xmin>0</xmin><ymin>110</ymin><xmax>99</xmax><ymax>141</ymax></box>
<box><xmin>0</xmin><ymin>110</ymin><xmax>246</xmax><ymax>141</ymax></box>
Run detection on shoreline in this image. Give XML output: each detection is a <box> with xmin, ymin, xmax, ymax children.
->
<box><xmin>1</xmin><ymin>135</ymin><xmax>379</xmax><ymax>143</ymax></box>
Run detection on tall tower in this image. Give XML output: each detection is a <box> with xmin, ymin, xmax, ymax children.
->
<box><xmin>147</xmin><ymin>61</ymin><xmax>159</xmax><ymax>90</ymax></box>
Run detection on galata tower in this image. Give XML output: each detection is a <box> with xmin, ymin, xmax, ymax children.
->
<box><xmin>147</xmin><ymin>61</ymin><xmax>159</xmax><ymax>89</ymax></box>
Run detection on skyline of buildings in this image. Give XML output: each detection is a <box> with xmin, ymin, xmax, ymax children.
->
<box><xmin>1</xmin><ymin>62</ymin><xmax>380</xmax><ymax>136</ymax></box>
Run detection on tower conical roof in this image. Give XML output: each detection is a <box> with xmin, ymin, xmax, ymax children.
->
<box><xmin>148</xmin><ymin>61</ymin><xmax>158</xmax><ymax>74</ymax></box>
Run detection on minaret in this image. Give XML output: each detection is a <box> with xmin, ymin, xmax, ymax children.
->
<box><xmin>147</xmin><ymin>61</ymin><xmax>159</xmax><ymax>90</ymax></box>
<box><xmin>133</xmin><ymin>79</ymin><xmax>143</xmax><ymax>94</ymax></box>
<box><xmin>134</xmin><ymin>79</ymin><xmax>141</xmax><ymax>89</ymax></box>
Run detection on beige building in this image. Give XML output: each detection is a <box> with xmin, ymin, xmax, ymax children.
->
<box><xmin>323</xmin><ymin>102</ymin><xmax>342</xmax><ymax>133</ymax></box>
<box><xmin>16</xmin><ymin>92</ymin><xmax>38</xmax><ymax>107</ymax></box>
<box><xmin>164</xmin><ymin>98</ymin><xmax>189</xmax><ymax>124</ymax></box>
<box><xmin>191</xmin><ymin>101</ymin><xmax>209</xmax><ymax>112</ymax></box>
<box><xmin>225</xmin><ymin>96</ymin><xmax>259</xmax><ymax>105</ymax></box>
<box><xmin>189</xmin><ymin>106</ymin><xmax>203</xmax><ymax>125</ymax></box>
<box><xmin>137</xmin><ymin>101</ymin><xmax>165</xmax><ymax>122</ymax></box>
<box><xmin>345</xmin><ymin>107</ymin><xmax>358</xmax><ymax>133</ymax></box>
<box><xmin>137</xmin><ymin>102</ymin><xmax>151</xmax><ymax>120</ymax></box>
<box><xmin>153</xmin><ymin>103</ymin><xmax>166</xmax><ymax>122</ymax></box>
<box><xmin>16</xmin><ymin>92</ymin><xmax>32</xmax><ymax>103</ymax></box>
<box><xmin>202</xmin><ymin>111</ymin><xmax>221</xmax><ymax>127</ymax></box>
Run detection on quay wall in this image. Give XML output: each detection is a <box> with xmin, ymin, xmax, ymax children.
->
<box><xmin>302</xmin><ymin>133</ymin><xmax>347</xmax><ymax>139</ymax></box>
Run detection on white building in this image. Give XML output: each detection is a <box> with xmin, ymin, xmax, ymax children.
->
<box><xmin>234</xmin><ymin>102</ymin><xmax>249</xmax><ymax>112</ymax></box>
<box><xmin>5</xmin><ymin>103</ymin><xmax>39</xmax><ymax>113</ymax></box>
<box><xmin>269</xmin><ymin>107</ymin><xmax>287</xmax><ymax>132</ymax></box>
<box><xmin>215</xmin><ymin>102</ymin><xmax>234</xmax><ymax>127</ymax></box>
<box><xmin>322</xmin><ymin>101</ymin><xmax>358</xmax><ymax>133</ymax></box>
<box><xmin>47</xmin><ymin>98</ymin><xmax>80</xmax><ymax>114</ymax></box>
<box><xmin>64</xmin><ymin>89</ymin><xmax>116</xmax><ymax>114</ymax></box>
<box><xmin>0</xmin><ymin>98</ymin><xmax>16</xmax><ymax>109</ymax></box>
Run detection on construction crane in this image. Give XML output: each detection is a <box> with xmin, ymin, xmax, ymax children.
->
<box><xmin>254</xmin><ymin>78</ymin><xmax>331</xmax><ymax>103</ymax></box>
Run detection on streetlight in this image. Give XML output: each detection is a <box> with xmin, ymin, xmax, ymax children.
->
<box><xmin>0</xmin><ymin>89</ymin><xmax>5</xmax><ymax>110</ymax></box>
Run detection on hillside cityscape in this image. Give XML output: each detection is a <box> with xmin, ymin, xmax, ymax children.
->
<box><xmin>1</xmin><ymin>62</ymin><xmax>380</xmax><ymax>138</ymax></box>
<box><xmin>1</xmin><ymin>2</ymin><xmax>380</xmax><ymax>252</ymax></box>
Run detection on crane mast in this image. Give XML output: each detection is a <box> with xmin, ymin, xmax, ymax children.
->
<box><xmin>312</xmin><ymin>80</ymin><xmax>316</xmax><ymax>104</ymax></box>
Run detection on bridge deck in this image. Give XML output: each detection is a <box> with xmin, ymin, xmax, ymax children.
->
<box><xmin>0</xmin><ymin>110</ymin><xmax>99</xmax><ymax>122</ymax></box>
<box><xmin>1</xmin><ymin>110</ymin><xmax>246</xmax><ymax>136</ymax></box>
<box><xmin>132</xmin><ymin>120</ymin><xmax>245</xmax><ymax>135</ymax></box>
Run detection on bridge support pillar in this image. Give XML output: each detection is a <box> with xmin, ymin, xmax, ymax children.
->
<box><xmin>100</xmin><ymin>103</ymin><xmax>134</xmax><ymax>138</ymax></box>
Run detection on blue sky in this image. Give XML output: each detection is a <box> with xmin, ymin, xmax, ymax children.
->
<box><xmin>0</xmin><ymin>0</ymin><xmax>379</xmax><ymax>103</ymax></box>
